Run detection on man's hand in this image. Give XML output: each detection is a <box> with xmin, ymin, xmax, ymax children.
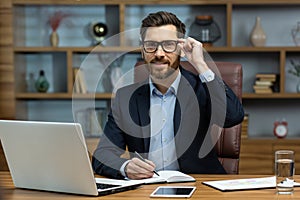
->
<box><xmin>178</xmin><ymin>37</ymin><xmax>210</xmax><ymax>74</ymax></box>
<box><xmin>125</xmin><ymin>158</ymin><xmax>156</xmax><ymax>180</ymax></box>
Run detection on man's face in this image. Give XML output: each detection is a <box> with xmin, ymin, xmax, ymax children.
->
<box><xmin>142</xmin><ymin>25</ymin><xmax>181</xmax><ymax>80</ymax></box>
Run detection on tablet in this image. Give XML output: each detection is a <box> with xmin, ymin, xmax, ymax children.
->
<box><xmin>150</xmin><ymin>186</ymin><xmax>196</xmax><ymax>198</ymax></box>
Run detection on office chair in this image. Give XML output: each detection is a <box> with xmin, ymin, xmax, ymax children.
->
<box><xmin>134</xmin><ymin>61</ymin><xmax>243</xmax><ymax>174</ymax></box>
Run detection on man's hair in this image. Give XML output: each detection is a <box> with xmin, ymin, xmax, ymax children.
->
<box><xmin>140</xmin><ymin>11</ymin><xmax>186</xmax><ymax>41</ymax></box>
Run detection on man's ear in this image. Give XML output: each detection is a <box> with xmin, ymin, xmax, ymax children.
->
<box><xmin>141</xmin><ymin>50</ymin><xmax>144</xmax><ymax>59</ymax></box>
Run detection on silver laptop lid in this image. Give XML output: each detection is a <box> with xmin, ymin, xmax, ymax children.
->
<box><xmin>0</xmin><ymin>120</ymin><xmax>98</xmax><ymax>196</ymax></box>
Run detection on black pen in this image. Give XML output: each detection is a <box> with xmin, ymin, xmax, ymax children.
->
<box><xmin>134</xmin><ymin>151</ymin><xmax>160</xmax><ymax>176</ymax></box>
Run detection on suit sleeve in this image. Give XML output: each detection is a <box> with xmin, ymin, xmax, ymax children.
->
<box><xmin>92</xmin><ymin>90</ymin><xmax>128</xmax><ymax>179</ymax></box>
<box><xmin>205</xmin><ymin>75</ymin><xmax>244</xmax><ymax>128</ymax></box>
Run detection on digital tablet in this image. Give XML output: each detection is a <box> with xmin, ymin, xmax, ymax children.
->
<box><xmin>150</xmin><ymin>186</ymin><xmax>196</xmax><ymax>198</ymax></box>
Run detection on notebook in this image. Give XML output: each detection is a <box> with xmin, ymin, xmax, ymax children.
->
<box><xmin>128</xmin><ymin>170</ymin><xmax>195</xmax><ymax>184</ymax></box>
<box><xmin>0</xmin><ymin>120</ymin><xmax>142</xmax><ymax>196</ymax></box>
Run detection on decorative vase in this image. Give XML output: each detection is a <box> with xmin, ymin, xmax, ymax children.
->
<box><xmin>50</xmin><ymin>31</ymin><xmax>59</xmax><ymax>47</ymax></box>
<box><xmin>35</xmin><ymin>70</ymin><xmax>49</xmax><ymax>93</ymax></box>
<box><xmin>250</xmin><ymin>16</ymin><xmax>266</xmax><ymax>47</ymax></box>
<box><xmin>26</xmin><ymin>72</ymin><xmax>36</xmax><ymax>92</ymax></box>
<box><xmin>291</xmin><ymin>22</ymin><xmax>300</xmax><ymax>46</ymax></box>
<box><xmin>188</xmin><ymin>15</ymin><xmax>221</xmax><ymax>47</ymax></box>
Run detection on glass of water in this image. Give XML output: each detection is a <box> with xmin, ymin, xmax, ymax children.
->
<box><xmin>275</xmin><ymin>150</ymin><xmax>295</xmax><ymax>194</ymax></box>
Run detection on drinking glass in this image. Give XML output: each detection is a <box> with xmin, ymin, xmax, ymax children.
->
<box><xmin>275</xmin><ymin>150</ymin><xmax>295</xmax><ymax>194</ymax></box>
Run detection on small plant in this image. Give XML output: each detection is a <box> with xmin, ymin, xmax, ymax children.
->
<box><xmin>288</xmin><ymin>59</ymin><xmax>300</xmax><ymax>77</ymax></box>
<box><xmin>48</xmin><ymin>11</ymin><xmax>72</xmax><ymax>32</ymax></box>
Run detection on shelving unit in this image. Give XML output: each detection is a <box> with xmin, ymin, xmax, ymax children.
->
<box><xmin>8</xmin><ymin>0</ymin><xmax>300</xmax><ymax>138</ymax></box>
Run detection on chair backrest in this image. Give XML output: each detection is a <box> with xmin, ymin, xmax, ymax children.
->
<box><xmin>134</xmin><ymin>61</ymin><xmax>243</xmax><ymax>174</ymax></box>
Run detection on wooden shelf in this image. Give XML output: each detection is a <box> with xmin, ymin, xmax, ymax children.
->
<box><xmin>13</xmin><ymin>46</ymin><xmax>141</xmax><ymax>53</ymax></box>
<box><xmin>14</xmin><ymin>46</ymin><xmax>300</xmax><ymax>53</ymax></box>
<box><xmin>15</xmin><ymin>92</ymin><xmax>300</xmax><ymax>100</ymax></box>
<box><xmin>242</xmin><ymin>93</ymin><xmax>300</xmax><ymax>99</ymax></box>
<box><xmin>15</xmin><ymin>93</ymin><xmax>113</xmax><ymax>100</ymax></box>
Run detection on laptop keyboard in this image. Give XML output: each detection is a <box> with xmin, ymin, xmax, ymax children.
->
<box><xmin>96</xmin><ymin>183</ymin><xmax>121</xmax><ymax>190</ymax></box>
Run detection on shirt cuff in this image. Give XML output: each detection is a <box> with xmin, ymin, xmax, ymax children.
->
<box><xmin>199</xmin><ymin>69</ymin><xmax>215</xmax><ymax>82</ymax></box>
<box><xmin>120</xmin><ymin>160</ymin><xmax>131</xmax><ymax>177</ymax></box>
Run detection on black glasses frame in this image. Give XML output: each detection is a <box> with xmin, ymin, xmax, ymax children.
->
<box><xmin>142</xmin><ymin>40</ymin><xmax>178</xmax><ymax>53</ymax></box>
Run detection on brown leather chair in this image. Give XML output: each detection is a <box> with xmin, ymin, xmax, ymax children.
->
<box><xmin>135</xmin><ymin>61</ymin><xmax>243</xmax><ymax>174</ymax></box>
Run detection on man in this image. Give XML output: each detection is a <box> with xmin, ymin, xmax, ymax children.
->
<box><xmin>92</xmin><ymin>11</ymin><xmax>244</xmax><ymax>180</ymax></box>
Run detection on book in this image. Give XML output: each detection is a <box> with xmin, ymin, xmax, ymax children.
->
<box><xmin>94</xmin><ymin>170</ymin><xmax>195</xmax><ymax>189</ymax></box>
<box><xmin>144</xmin><ymin>170</ymin><xmax>195</xmax><ymax>184</ymax></box>
<box><xmin>254</xmin><ymin>89</ymin><xmax>273</xmax><ymax>94</ymax></box>
<box><xmin>255</xmin><ymin>80</ymin><xmax>273</xmax><ymax>86</ymax></box>
<box><xmin>202</xmin><ymin>176</ymin><xmax>300</xmax><ymax>192</ymax></box>
<box><xmin>127</xmin><ymin>170</ymin><xmax>196</xmax><ymax>184</ymax></box>
<box><xmin>77</xmin><ymin>69</ymin><xmax>87</xmax><ymax>94</ymax></box>
<box><xmin>241</xmin><ymin>114</ymin><xmax>249</xmax><ymax>139</ymax></box>
<box><xmin>253</xmin><ymin>85</ymin><xmax>271</xmax><ymax>90</ymax></box>
<box><xmin>73</xmin><ymin>68</ymin><xmax>81</xmax><ymax>93</ymax></box>
<box><xmin>255</xmin><ymin>73</ymin><xmax>277</xmax><ymax>79</ymax></box>
<box><xmin>73</xmin><ymin>68</ymin><xmax>88</xmax><ymax>94</ymax></box>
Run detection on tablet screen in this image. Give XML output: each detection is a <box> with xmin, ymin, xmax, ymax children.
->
<box><xmin>150</xmin><ymin>186</ymin><xmax>196</xmax><ymax>198</ymax></box>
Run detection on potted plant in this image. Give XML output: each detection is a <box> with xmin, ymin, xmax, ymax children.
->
<box><xmin>288</xmin><ymin>59</ymin><xmax>300</xmax><ymax>92</ymax></box>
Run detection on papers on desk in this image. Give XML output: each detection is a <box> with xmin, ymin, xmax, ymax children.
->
<box><xmin>202</xmin><ymin>176</ymin><xmax>300</xmax><ymax>192</ymax></box>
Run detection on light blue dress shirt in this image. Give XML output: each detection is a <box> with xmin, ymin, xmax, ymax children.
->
<box><xmin>148</xmin><ymin>72</ymin><xmax>181</xmax><ymax>171</ymax></box>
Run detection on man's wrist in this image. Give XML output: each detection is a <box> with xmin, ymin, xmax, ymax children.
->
<box><xmin>120</xmin><ymin>160</ymin><xmax>131</xmax><ymax>178</ymax></box>
<box><xmin>199</xmin><ymin>69</ymin><xmax>215</xmax><ymax>82</ymax></box>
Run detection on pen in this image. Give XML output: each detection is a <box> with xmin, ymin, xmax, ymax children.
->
<box><xmin>134</xmin><ymin>151</ymin><xmax>160</xmax><ymax>176</ymax></box>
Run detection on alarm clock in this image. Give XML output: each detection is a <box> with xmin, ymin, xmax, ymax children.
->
<box><xmin>273</xmin><ymin>120</ymin><xmax>288</xmax><ymax>138</ymax></box>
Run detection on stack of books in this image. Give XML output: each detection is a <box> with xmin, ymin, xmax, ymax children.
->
<box><xmin>241</xmin><ymin>114</ymin><xmax>249</xmax><ymax>139</ymax></box>
<box><xmin>253</xmin><ymin>73</ymin><xmax>278</xmax><ymax>94</ymax></box>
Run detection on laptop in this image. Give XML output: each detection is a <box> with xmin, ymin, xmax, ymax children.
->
<box><xmin>0</xmin><ymin>120</ymin><xmax>141</xmax><ymax>196</ymax></box>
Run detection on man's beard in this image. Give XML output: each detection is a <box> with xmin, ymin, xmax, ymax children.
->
<box><xmin>149</xmin><ymin>57</ymin><xmax>180</xmax><ymax>80</ymax></box>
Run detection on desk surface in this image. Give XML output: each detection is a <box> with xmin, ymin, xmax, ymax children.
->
<box><xmin>1</xmin><ymin>172</ymin><xmax>300</xmax><ymax>199</ymax></box>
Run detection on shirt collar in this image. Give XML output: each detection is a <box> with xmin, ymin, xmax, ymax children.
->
<box><xmin>149</xmin><ymin>71</ymin><xmax>181</xmax><ymax>96</ymax></box>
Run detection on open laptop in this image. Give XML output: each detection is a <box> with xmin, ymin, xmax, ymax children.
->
<box><xmin>0</xmin><ymin>120</ymin><xmax>141</xmax><ymax>196</ymax></box>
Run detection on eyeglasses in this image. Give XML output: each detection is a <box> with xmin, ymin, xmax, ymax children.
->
<box><xmin>142</xmin><ymin>40</ymin><xmax>178</xmax><ymax>53</ymax></box>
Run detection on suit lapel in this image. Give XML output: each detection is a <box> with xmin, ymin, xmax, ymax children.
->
<box><xmin>174</xmin><ymin>68</ymin><xmax>200</xmax><ymax>157</ymax></box>
<box><xmin>135</xmin><ymin>83</ymin><xmax>151</xmax><ymax>152</ymax></box>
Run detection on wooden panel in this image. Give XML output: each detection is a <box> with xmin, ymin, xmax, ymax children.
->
<box><xmin>0</xmin><ymin>0</ymin><xmax>15</xmax><ymax>120</ymax></box>
<box><xmin>239</xmin><ymin>138</ymin><xmax>300</xmax><ymax>175</ymax></box>
<box><xmin>0</xmin><ymin>0</ymin><xmax>14</xmax><ymax>173</ymax></box>
<box><xmin>0</xmin><ymin>142</ymin><xmax>9</xmax><ymax>171</ymax></box>
<box><xmin>239</xmin><ymin>139</ymin><xmax>273</xmax><ymax>174</ymax></box>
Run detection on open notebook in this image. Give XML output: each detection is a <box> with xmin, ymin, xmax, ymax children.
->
<box><xmin>127</xmin><ymin>170</ymin><xmax>195</xmax><ymax>184</ymax></box>
<box><xmin>94</xmin><ymin>170</ymin><xmax>195</xmax><ymax>187</ymax></box>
